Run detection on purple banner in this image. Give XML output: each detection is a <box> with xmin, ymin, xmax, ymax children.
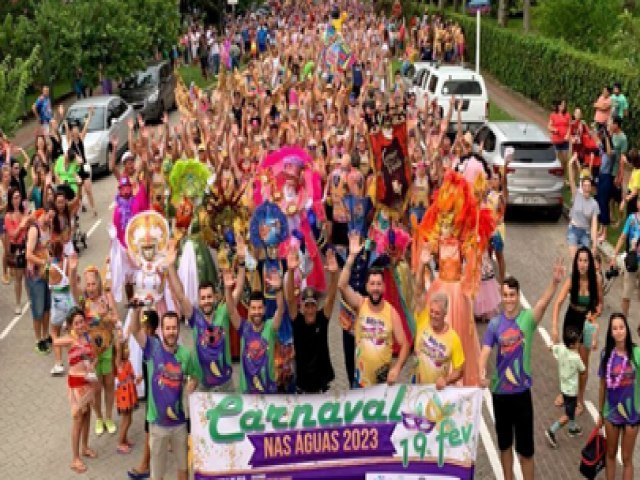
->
<box><xmin>195</xmin><ymin>459</ymin><xmax>474</xmax><ymax>480</ymax></box>
<box><xmin>248</xmin><ymin>423</ymin><xmax>396</xmax><ymax>467</ymax></box>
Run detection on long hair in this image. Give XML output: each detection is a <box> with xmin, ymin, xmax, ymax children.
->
<box><xmin>52</xmin><ymin>191</ymin><xmax>71</xmax><ymax>235</ymax></box>
<box><xmin>6</xmin><ymin>186</ymin><xmax>24</xmax><ymax>214</ymax></box>
<box><xmin>570</xmin><ymin>246</ymin><xmax>598</xmax><ymax>312</ymax></box>
<box><xmin>602</xmin><ymin>313</ymin><xmax>637</xmax><ymax>370</ymax></box>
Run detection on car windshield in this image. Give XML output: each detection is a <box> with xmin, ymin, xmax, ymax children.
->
<box><xmin>64</xmin><ymin>107</ymin><xmax>105</xmax><ymax>133</ymax></box>
<box><xmin>501</xmin><ymin>142</ymin><xmax>556</xmax><ymax>163</ymax></box>
<box><xmin>122</xmin><ymin>68</ymin><xmax>159</xmax><ymax>89</ymax></box>
<box><xmin>442</xmin><ymin>80</ymin><xmax>483</xmax><ymax>96</ymax></box>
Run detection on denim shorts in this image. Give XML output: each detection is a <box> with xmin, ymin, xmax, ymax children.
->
<box><xmin>567</xmin><ymin>225</ymin><xmax>591</xmax><ymax>248</ymax></box>
<box><xmin>26</xmin><ymin>276</ymin><xmax>51</xmax><ymax>320</ymax></box>
<box><xmin>554</xmin><ymin>141</ymin><xmax>570</xmax><ymax>152</ymax></box>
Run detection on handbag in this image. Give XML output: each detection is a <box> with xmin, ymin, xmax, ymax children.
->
<box><xmin>579</xmin><ymin>427</ymin><xmax>606</xmax><ymax>479</ymax></box>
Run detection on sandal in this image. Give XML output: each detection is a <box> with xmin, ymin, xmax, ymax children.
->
<box><xmin>554</xmin><ymin>394</ymin><xmax>564</xmax><ymax>407</ymax></box>
<box><xmin>127</xmin><ymin>468</ymin><xmax>150</xmax><ymax>479</ymax></box>
<box><xmin>117</xmin><ymin>444</ymin><xmax>132</xmax><ymax>454</ymax></box>
<box><xmin>70</xmin><ymin>460</ymin><xmax>87</xmax><ymax>474</ymax></box>
<box><xmin>81</xmin><ymin>447</ymin><xmax>97</xmax><ymax>458</ymax></box>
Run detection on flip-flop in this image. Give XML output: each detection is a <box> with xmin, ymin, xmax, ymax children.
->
<box><xmin>81</xmin><ymin>448</ymin><xmax>97</xmax><ymax>458</ymax></box>
<box><xmin>70</xmin><ymin>461</ymin><xmax>87</xmax><ymax>474</ymax></box>
<box><xmin>127</xmin><ymin>468</ymin><xmax>150</xmax><ymax>479</ymax></box>
<box><xmin>117</xmin><ymin>444</ymin><xmax>132</xmax><ymax>454</ymax></box>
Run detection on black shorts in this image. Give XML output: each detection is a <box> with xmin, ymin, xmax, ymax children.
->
<box><xmin>78</xmin><ymin>169</ymin><xmax>90</xmax><ymax>181</ymax></box>
<box><xmin>563</xmin><ymin>394</ymin><xmax>577</xmax><ymax>421</ymax></box>
<box><xmin>612</xmin><ymin>184</ymin><xmax>623</xmax><ymax>202</ymax></box>
<box><xmin>492</xmin><ymin>389</ymin><xmax>534</xmax><ymax>458</ymax></box>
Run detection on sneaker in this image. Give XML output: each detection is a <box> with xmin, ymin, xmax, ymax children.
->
<box><xmin>95</xmin><ymin>418</ymin><xmax>105</xmax><ymax>436</ymax></box>
<box><xmin>14</xmin><ymin>305</ymin><xmax>22</xmax><ymax>315</ymax></box>
<box><xmin>545</xmin><ymin>428</ymin><xmax>558</xmax><ymax>448</ymax></box>
<box><xmin>35</xmin><ymin>340</ymin><xmax>47</xmax><ymax>355</ymax></box>
<box><xmin>104</xmin><ymin>418</ymin><xmax>117</xmax><ymax>434</ymax></box>
<box><xmin>51</xmin><ymin>364</ymin><xmax>65</xmax><ymax>376</ymax></box>
<box><xmin>45</xmin><ymin>335</ymin><xmax>53</xmax><ymax>347</ymax></box>
<box><xmin>41</xmin><ymin>340</ymin><xmax>52</xmax><ymax>354</ymax></box>
<box><xmin>568</xmin><ymin>425</ymin><xmax>583</xmax><ymax>437</ymax></box>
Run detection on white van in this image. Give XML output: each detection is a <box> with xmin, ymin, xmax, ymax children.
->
<box><xmin>409</xmin><ymin>63</ymin><xmax>489</xmax><ymax>133</ymax></box>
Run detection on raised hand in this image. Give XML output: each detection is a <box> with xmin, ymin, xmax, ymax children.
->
<box><xmin>552</xmin><ymin>256</ymin><xmax>566</xmax><ymax>284</ymax></box>
<box><xmin>165</xmin><ymin>239</ymin><xmax>178</xmax><ymax>266</ymax></box>
<box><xmin>265</xmin><ymin>269</ymin><xmax>283</xmax><ymax>291</ymax></box>
<box><xmin>68</xmin><ymin>254</ymin><xmax>79</xmax><ymax>271</ymax></box>
<box><xmin>222</xmin><ymin>269</ymin><xmax>236</xmax><ymax>289</ymax></box>
<box><xmin>127</xmin><ymin>118</ymin><xmax>135</xmax><ymax>131</ymax></box>
<box><xmin>110</xmin><ymin>135</ymin><xmax>118</xmax><ymax>149</ymax></box>
<box><xmin>58</xmin><ymin>104</ymin><xmax>65</xmax><ymax>118</ymax></box>
<box><xmin>348</xmin><ymin>231</ymin><xmax>364</xmax><ymax>258</ymax></box>
<box><xmin>326</xmin><ymin>248</ymin><xmax>339</xmax><ymax>273</ymax></box>
<box><xmin>236</xmin><ymin>234</ymin><xmax>247</xmax><ymax>262</ymax></box>
<box><xmin>419</xmin><ymin>244</ymin><xmax>431</xmax><ymax>266</ymax></box>
<box><xmin>287</xmin><ymin>246</ymin><xmax>300</xmax><ymax>270</ymax></box>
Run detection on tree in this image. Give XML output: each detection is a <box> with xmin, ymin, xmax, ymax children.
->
<box><xmin>537</xmin><ymin>0</ymin><xmax>619</xmax><ymax>52</ymax></box>
<box><xmin>523</xmin><ymin>0</ymin><xmax>531</xmax><ymax>32</ymax></box>
<box><xmin>497</xmin><ymin>0</ymin><xmax>508</xmax><ymax>27</ymax></box>
<box><xmin>0</xmin><ymin>46</ymin><xmax>41</xmax><ymax>136</ymax></box>
<box><xmin>438</xmin><ymin>0</ymin><xmax>447</xmax><ymax>10</ymax></box>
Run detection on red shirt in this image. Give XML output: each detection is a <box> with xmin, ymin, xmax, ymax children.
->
<box><xmin>549</xmin><ymin>112</ymin><xmax>571</xmax><ymax>145</ymax></box>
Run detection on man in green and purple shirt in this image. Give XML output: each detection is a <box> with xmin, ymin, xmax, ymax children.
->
<box><xmin>129</xmin><ymin>307</ymin><xmax>197</xmax><ymax>480</ymax></box>
<box><xmin>479</xmin><ymin>259</ymin><xmax>565</xmax><ymax>480</ymax></box>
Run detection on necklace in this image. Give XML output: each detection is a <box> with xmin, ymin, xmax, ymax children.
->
<box><xmin>606</xmin><ymin>350</ymin><xmax>629</xmax><ymax>389</ymax></box>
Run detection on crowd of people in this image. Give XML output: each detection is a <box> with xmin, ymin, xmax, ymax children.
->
<box><xmin>1</xmin><ymin>1</ymin><xmax>639</xmax><ymax>479</ymax></box>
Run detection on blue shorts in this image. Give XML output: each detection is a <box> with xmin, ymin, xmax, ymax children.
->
<box><xmin>567</xmin><ymin>225</ymin><xmax>591</xmax><ymax>248</ymax></box>
<box><xmin>26</xmin><ymin>276</ymin><xmax>51</xmax><ymax>320</ymax></box>
<box><xmin>491</xmin><ymin>232</ymin><xmax>505</xmax><ymax>252</ymax></box>
<box><xmin>554</xmin><ymin>142</ymin><xmax>570</xmax><ymax>152</ymax></box>
<box><xmin>0</xmin><ymin>215</ymin><xmax>4</xmax><ymax>235</ymax></box>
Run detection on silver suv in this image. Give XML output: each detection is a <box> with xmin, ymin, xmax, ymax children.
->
<box><xmin>473</xmin><ymin>122</ymin><xmax>564</xmax><ymax>221</ymax></box>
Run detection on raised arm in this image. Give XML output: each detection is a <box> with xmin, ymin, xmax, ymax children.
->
<box><xmin>223</xmin><ymin>269</ymin><xmax>242</xmax><ymax>331</ymax></box>
<box><xmin>109</xmin><ymin>135</ymin><xmax>121</xmax><ymax>180</ymax></box>
<box><xmin>285</xmin><ymin>247</ymin><xmax>300</xmax><ymax>319</ymax></box>
<box><xmin>551</xmin><ymin>279</ymin><xmax>570</xmax><ymax>344</ymax></box>
<box><xmin>387</xmin><ymin>308</ymin><xmax>410</xmax><ymax>385</ymax></box>
<box><xmin>165</xmin><ymin>241</ymin><xmax>193</xmax><ymax>320</ymax></box>
<box><xmin>324</xmin><ymin>249</ymin><xmax>339</xmax><ymax>318</ymax></box>
<box><xmin>568</xmin><ymin>153</ymin><xmax>578</xmax><ymax>198</ymax></box>
<box><xmin>533</xmin><ymin>257</ymin><xmax>565</xmax><ymax>324</ymax></box>
<box><xmin>338</xmin><ymin>232</ymin><xmax>365</xmax><ymax>311</ymax></box>
<box><xmin>80</xmin><ymin>106</ymin><xmax>94</xmax><ymax>141</ymax></box>
<box><xmin>128</xmin><ymin>305</ymin><xmax>147</xmax><ymax>349</ymax></box>
<box><xmin>265</xmin><ymin>269</ymin><xmax>285</xmax><ymax>331</ymax></box>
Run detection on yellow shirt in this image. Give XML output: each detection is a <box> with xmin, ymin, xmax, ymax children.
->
<box><xmin>355</xmin><ymin>299</ymin><xmax>393</xmax><ymax>387</ymax></box>
<box><xmin>628</xmin><ymin>168</ymin><xmax>640</xmax><ymax>194</ymax></box>
<box><xmin>413</xmin><ymin>308</ymin><xmax>465</xmax><ymax>385</ymax></box>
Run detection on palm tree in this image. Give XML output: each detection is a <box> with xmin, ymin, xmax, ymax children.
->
<box><xmin>497</xmin><ymin>0</ymin><xmax>508</xmax><ymax>27</ymax></box>
<box><xmin>523</xmin><ymin>0</ymin><xmax>531</xmax><ymax>32</ymax></box>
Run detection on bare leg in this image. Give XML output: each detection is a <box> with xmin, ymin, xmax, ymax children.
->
<box><xmin>621</xmin><ymin>425</ymin><xmax>639</xmax><ymax>480</ymax></box>
<box><xmin>622</xmin><ymin>298</ymin><xmax>630</xmax><ymax>318</ymax></box>
<box><xmin>52</xmin><ymin>325</ymin><xmax>63</xmax><ymax>365</ymax></box>
<box><xmin>500</xmin><ymin>449</ymin><xmax>514</xmax><ymax>480</ymax></box>
<box><xmin>577</xmin><ymin>345</ymin><xmax>589</xmax><ymax>410</ymax></box>
<box><xmin>118</xmin><ymin>412</ymin><xmax>132</xmax><ymax>446</ymax></box>
<box><xmin>93</xmin><ymin>377</ymin><xmax>104</xmax><ymax>421</ymax></box>
<box><xmin>14</xmin><ymin>268</ymin><xmax>23</xmax><ymax>307</ymax></box>
<box><xmin>1</xmin><ymin>234</ymin><xmax>8</xmax><ymax>278</ymax></box>
<box><xmin>33</xmin><ymin>320</ymin><xmax>42</xmax><ymax>343</ymax></box>
<box><xmin>42</xmin><ymin>310</ymin><xmax>50</xmax><ymax>340</ymax></box>
<box><xmin>604</xmin><ymin>421</ymin><xmax>621</xmax><ymax>480</ymax></box>
<box><xmin>520</xmin><ymin>455</ymin><xmax>534</xmax><ymax>480</ymax></box>
<box><xmin>83</xmin><ymin>179</ymin><xmax>97</xmax><ymax>215</ymax></box>
<box><xmin>71</xmin><ymin>413</ymin><xmax>83</xmax><ymax>464</ymax></box>
<box><xmin>132</xmin><ymin>431</ymin><xmax>151</xmax><ymax>474</ymax></box>
<box><xmin>103</xmin><ymin>372</ymin><xmax>115</xmax><ymax>422</ymax></box>
<box><xmin>81</xmin><ymin>408</ymin><xmax>97</xmax><ymax>457</ymax></box>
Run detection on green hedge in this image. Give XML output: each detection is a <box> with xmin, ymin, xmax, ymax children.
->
<box><xmin>445</xmin><ymin>11</ymin><xmax>639</xmax><ymax>142</ymax></box>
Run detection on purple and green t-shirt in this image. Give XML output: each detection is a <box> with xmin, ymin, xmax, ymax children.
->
<box><xmin>598</xmin><ymin>347</ymin><xmax>640</xmax><ymax>426</ymax></box>
<box><xmin>482</xmin><ymin>309</ymin><xmax>537</xmax><ymax>395</ymax></box>
<box><xmin>189</xmin><ymin>304</ymin><xmax>232</xmax><ymax>389</ymax></box>
<box><xmin>239</xmin><ymin>318</ymin><xmax>277</xmax><ymax>394</ymax></box>
<box><xmin>143</xmin><ymin>335</ymin><xmax>194</xmax><ymax>426</ymax></box>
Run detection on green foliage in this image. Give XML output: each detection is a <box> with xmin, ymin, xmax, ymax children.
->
<box><xmin>449</xmin><ymin>11</ymin><xmax>640</xmax><ymax>140</ymax></box>
<box><xmin>536</xmin><ymin>0</ymin><xmax>620</xmax><ymax>52</ymax></box>
<box><xmin>0</xmin><ymin>46</ymin><xmax>41</xmax><ymax>135</ymax></box>
<box><xmin>606</xmin><ymin>10</ymin><xmax>640</xmax><ymax>68</ymax></box>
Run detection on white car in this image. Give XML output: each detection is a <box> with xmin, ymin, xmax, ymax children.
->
<box><xmin>61</xmin><ymin>95</ymin><xmax>134</xmax><ymax>174</ymax></box>
<box><xmin>409</xmin><ymin>63</ymin><xmax>489</xmax><ymax>133</ymax></box>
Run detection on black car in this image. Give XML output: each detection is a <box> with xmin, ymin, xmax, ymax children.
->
<box><xmin>119</xmin><ymin>61</ymin><xmax>176</xmax><ymax>122</ymax></box>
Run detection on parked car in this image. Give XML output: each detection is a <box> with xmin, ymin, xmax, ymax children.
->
<box><xmin>410</xmin><ymin>63</ymin><xmax>489</xmax><ymax>133</ymax></box>
<box><xmin>61</xmin><ymin>95</ymin><xmax>134</xmax><ymax>174</ymax></box>
<box><xmin>119</xmin><ymin>61</ymin><xmax>176</xmax><ymax>122</ymax></box>
<box><xmin>473</xmin><ymin>122</ymin><xmax>564</xmax><ymax>221</ymax></box>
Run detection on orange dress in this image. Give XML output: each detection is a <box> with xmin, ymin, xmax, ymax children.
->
<box><xmin>426</xmin><ymin>237</ymin><xmax>481</xmax><ymax>386</ymax></box>
<box><xmin>116</xmin><ymin>360</ymin><xmax>138</xmax><ymax>413</ymax></box>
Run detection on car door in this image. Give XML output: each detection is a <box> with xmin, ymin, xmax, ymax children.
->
<box><xmin>114</xmin><ymin>99</ymin><xmax>130</xmax><ymax>147</ymax></box>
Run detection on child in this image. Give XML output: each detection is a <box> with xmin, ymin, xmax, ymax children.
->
<box><xmin>545</xmin><ymin>326</ymin><xmax>586</xmax><ymax>448</ymax></box>
<box><xmin>115</xmin><ymin>332</ymin><xmax>140</xmax><ymax>454</ymax></box>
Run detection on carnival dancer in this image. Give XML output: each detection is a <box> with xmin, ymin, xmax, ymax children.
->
<box><xmin>418</xmin><ymin>167</ymin><xmax>495</xmax><ymax>386</ymax></box>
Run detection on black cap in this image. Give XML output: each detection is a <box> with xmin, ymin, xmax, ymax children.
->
<box><xmin>301</xmin><ymin>287</ymin><xmax>318</xmax><ymax>305</ymax></box>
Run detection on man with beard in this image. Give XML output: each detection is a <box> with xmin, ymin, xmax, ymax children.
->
<box><xmin>224</xmin><ymin>267</ymin><xmax>284</xmax><ymax>394</ymax></box>
<box><xmin>165</xmin><ymin>239</ymin><xmax>246</xmax><ymax>392</ymax></box>
<box><xmin>338</xmin><ymin>232</ymin><xmax>410</xmax><ymax>388</ymax></box>
<box><xmin>129</xmin><ymin>307</ymin><xmax>197</xmax><ymax>480</ymax></box>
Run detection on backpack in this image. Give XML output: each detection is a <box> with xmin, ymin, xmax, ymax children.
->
<box><xmin>579</xmin><ymin>427</ymin><xmax>606</xmax><ymax>479</ymax></box>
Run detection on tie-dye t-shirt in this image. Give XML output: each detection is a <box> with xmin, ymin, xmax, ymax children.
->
<box><xmin>482</xmin><ymin>309</ymin><xmax>537</xmax><ymax>394</ymax></box>
<box><xmin>598</xmin><ymin>347</ymin><xmax>640</xmax><ymax>426</ymax></box>
<box><xmin>143</xmin><ymin>336</ymin><xmax>193</xmax><ymax>426</ymax></box>
<box><xmin>189</xmin><ymin>304</ymin><xmax>232</xmax><ymax>388</ymax></box>
<box><xmin>239</xmin><ymin>318</ymin><xmax>277</xmax><ymax>394</ymax></box>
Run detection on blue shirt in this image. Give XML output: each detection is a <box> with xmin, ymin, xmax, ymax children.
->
<box><xmin>34</xmin><ymin>95</ymin><xmax>52</xmax><ymax>124</ymax></box>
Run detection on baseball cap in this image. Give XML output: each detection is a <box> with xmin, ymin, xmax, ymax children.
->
<box><xmin>301</xmin><ymin>287</ymin><xmax>318</xmax><ymax>305</ymax></box>
<box><xmin>122</xmin><ymin>151</ymin><xmax>134</xmax><ymax>163</ymax></box>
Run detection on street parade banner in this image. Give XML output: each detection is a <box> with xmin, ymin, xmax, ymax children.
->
<box><xmin>190</xmin><ymin>385</ymin><xmax>483</xmax><ymax>479</ymax></box>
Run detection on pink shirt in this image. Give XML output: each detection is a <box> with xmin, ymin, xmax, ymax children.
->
<box><xmin>594</xmin><ymin>95</ymin><xmax>612</xmax><ymax>124</ymax></box>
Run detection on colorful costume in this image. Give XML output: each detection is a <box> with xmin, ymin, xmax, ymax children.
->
<box><xmin>417</xmin><ymin>170</ymin><xmax>495</xmax><ymax>386</ymax></box>
<box><xmin>116</xmin><ymin>359</ymin><xmax>138</xmax><ymax>414</ymax></box>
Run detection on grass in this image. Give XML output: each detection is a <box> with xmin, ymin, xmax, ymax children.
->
<box><xmin>488</xmin><ymin>102</ymin><xmax>513</xmax><ymax>121</ymax></box>
<box><xmin>178</xmin><ymin>64</ymin><xmax>218</xmax><ymax>91</ymax></box>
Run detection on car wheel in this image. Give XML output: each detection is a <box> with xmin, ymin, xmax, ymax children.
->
<box><xmin>548</xmin><ymin>205</ymin><xmax>563</xmax><ymax>222</ymax></box>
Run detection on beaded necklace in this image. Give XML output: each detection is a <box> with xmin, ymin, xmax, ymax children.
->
<box><xmin>606</xmin><ymin>349</ymin><xmax>629</xmax><ymax>389</ymax></box>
